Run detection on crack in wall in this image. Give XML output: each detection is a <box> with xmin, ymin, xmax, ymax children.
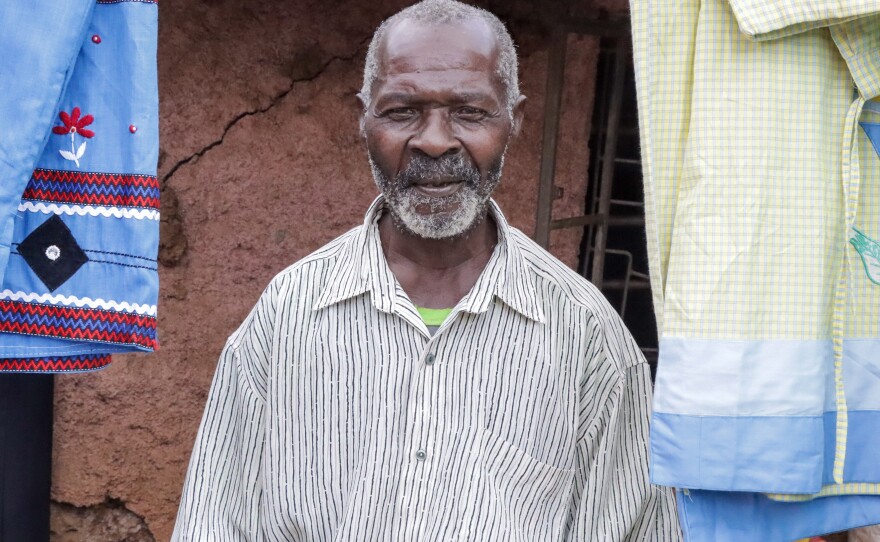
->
<box><xmin>162</xmin><ymin>38</ymin><xmax>370</xmax><ymax>186</ymax></box>
<box><xmin>157</xmin><ymin>38</ymin><xmax>369</xmax><ymax>267</ymax></box>
<box><xmin>155</xmin><ymin>31</ymin><xmax>542</xmax><ymax>268</ymax></box>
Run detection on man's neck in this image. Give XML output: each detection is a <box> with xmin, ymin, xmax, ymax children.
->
<box><xmin>378</xmin><ymin>211</ymin><xmax>498</xmax><ymax>309</ymax></box>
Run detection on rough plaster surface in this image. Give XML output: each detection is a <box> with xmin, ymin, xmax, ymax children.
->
<box><xmin>51</xmin><ymin>500</ymin><xmax>155</xmax><ymax>542</ymax></box>
<box><xmin>50</xmin><ymin>2</ymin><xmax>609</xmax><ymax>540</ymax></box>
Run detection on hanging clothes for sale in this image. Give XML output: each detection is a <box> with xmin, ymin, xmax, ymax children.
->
<box><xmin>0</xmin><ymin>0</ymin><xmax>159</xmax><ymax>373</ymax></box>
<box><xmin>630</xmin><ymin>0</ymin><xmax>880</xmax><ymax>539</ymax></box>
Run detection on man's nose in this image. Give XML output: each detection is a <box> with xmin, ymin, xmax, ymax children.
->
<box><xmin>408</xmin><ymin>109</ymin><xmax>461</xmax><ymax>158</ymax></box>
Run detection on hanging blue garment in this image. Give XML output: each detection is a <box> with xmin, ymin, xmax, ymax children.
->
<box><xmin>0</xmin><ymin>0</ymin><xmax>159</xmax><ymax>372</ymax></box>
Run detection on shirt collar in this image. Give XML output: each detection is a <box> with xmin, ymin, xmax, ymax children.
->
<box><xmin>313</xmin><ymin>195</ymin><xmax>545</xmax><ymax>324</ymax></box>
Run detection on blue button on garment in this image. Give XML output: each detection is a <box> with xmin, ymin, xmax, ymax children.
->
<box><xmin>0</xmin><ymin>0</ymin><xmax>159</xmax><ymax>373</ymax></box>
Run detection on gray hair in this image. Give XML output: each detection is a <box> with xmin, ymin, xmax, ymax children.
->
<box><xmin>360</xmin><ymin>0</ymin><xmax>520</xmax><ymax>113</ymax></box>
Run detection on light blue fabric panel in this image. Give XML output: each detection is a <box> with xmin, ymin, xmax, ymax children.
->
<box><xmin>652</xmin><ymin>339</ymin><xmax>880</xmax><ymax>492</ymax></box>
<box><xmin>653</xmin><ymin>403</ymin><xmax>880</xmax><ymax>492</ymax></box>
<box><xmin>862</xmin><ymin>122</ymin><xmax>880</xmax><ymax>158</ymax></box>
<box><xmin>835</xmin><ymin>411</ymin><xmax>880</xmax><ymax>482</ymax></box>
<box><xmin>651</xmin><ymin>413</ymin><xmax>824</xmax><ymax>493</ymax></box>
<box><xmin>6</xmin><ymin>212</ymin><xmax>159</xmax><ymax>294</ymax></box>
<box><xmin>845</xmin><ymin>339</ymin><xmax>880</xmax><ymax>410</ymax></box>
<box><xmin>654</xmin><ymin>338</ymin><xmax>830</xmax><ymax>416</ymax></box>
<box><xmin>0</xmin><ymin>333</ymin><xmax>151</xmax><ymax>358</ymax></box>
<box><xmin>0</xmin><ymin>1</ymin><xmax>95</xmax><ymax>286</ymax></box>
<box><xmin>677</xmin><ymin>490</ymin><xmax>880</xmax><ymax>542</ymax></box>
<box><xmin>43</xmin><ymin>2</ymin><xmax>159</xmax><ymax>175</ymax></box>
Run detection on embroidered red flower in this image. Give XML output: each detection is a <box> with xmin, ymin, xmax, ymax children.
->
<box><xmin>52</xmin><ymin>107</ymin><xmax>95</xmax><ymax>138</ymax></box>
<box><xmin>53</xmin><ymin>107</ymin><xmax>95</xmax><ymax>167</ymax></box>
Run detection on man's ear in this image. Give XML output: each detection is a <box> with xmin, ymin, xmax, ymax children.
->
<box><xmin>510</xmin><ymin>94</ymin><xmax>527</xmax><ymax>137</ymax></box>
<box><xmin>356</xmin><ymin>92</ymin><xmax>369</xmax><ymax>138</ymax></box>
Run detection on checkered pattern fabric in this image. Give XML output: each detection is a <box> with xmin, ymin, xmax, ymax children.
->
<box><xmin>635</xmin><ymin>0</ymin><xmax>880</xmax><ymax>342</ymax></box>
<box><xmin>632</xmin><ymin>0</ymin><xmax>880</xmax><ymax>537</ymax></box>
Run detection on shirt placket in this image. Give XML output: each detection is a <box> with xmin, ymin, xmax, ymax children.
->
<box><xmin>394</xmin><ymin>322</ymin><xmax>442</xmax><ymax>538</ymax></box>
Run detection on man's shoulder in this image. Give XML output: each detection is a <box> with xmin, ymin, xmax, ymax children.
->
<box><xmin>508</xmin><ymin>227</ymin><xmax>645</xmax><ymax>370</ymax></box>
<box><xmin>508</xmin><ymin>226</ymin><xmax>611</xmax><ymax>314</ymax></box>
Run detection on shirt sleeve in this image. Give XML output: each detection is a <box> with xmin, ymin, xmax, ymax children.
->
<box><xmin>566</xmin><ymin>317</ymin><xmax>682</xmax><ymax>542</ymax></box>
<box><xmin>727</xmin><ymin>0</ymin><xmax>880</xmax><ymax>40</ymax></box>
<box><xmin>171</xmin><ymin>284</ymin><xmax>277</xmax><ymax>541</ymax></box>
<box><xmin>629</xmin><ymin>0</ymin><xmax>701</xmax><ymax>334</ymax></box>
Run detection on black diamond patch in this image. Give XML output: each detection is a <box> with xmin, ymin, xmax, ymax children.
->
<box><xmin>18</xmin><ymin>215</ymin><xmax>88</xmax><ymax>292</ymax></box>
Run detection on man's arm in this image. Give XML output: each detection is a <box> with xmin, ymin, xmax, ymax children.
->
<box><xmin>171</xmin><ymin>285</ymin><xmax>277</xmax><ymax>541</ymax></box>
<box><xmin>566</xmin><ymin>316</ymin><xmax>682</xmax><ymax>542</ymax></box>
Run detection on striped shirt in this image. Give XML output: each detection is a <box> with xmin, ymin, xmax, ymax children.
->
<box><xmin>171</xmin><ymin>197</ymin><xmax>681</xmax><ymax>541</ymax></box>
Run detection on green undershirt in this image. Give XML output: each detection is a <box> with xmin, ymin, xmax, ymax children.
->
<box><xmin>416</xmin><ymin>307</ymin><xmax>453</xmax><ymax>327</ymax></box>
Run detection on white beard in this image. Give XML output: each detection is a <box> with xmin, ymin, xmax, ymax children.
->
<box><xmin>368</xmin><ymin>152</ymin><xmax>504</xmax><ymax>240</ymax></box>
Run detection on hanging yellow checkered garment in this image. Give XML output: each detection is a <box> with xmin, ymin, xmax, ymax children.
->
<box><xmin>630</xmin><ymin>0</ymin><xmax>880</xmax><ymax>539</ymax></box>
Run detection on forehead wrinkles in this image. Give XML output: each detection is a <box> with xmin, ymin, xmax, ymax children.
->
<box><xmin>383</xmin><ymin>54</ymin><xmax>495</xmax><ymax>75</ymax></box>
<box><xmin>374</xmin><ymin>51</ymin><xmax>503</xmax><ymax>104</ymax></box>
<box><xmin>374</xmin><ymin>70</ymin><xmax>498</xmax><ymax>104</ymax></box>
<box><xmin>376</xmin><ymin>18</ymin><xmax>500</xmax><ymax>78</ymax></box>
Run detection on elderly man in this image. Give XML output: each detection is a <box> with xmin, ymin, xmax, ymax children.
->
<box><xmin>172</xmin><ymin>1</ymin><xmax>680</xmax><ymax>540</ymax></box>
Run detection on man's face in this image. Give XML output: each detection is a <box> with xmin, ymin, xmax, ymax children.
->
<box><xmin>362</xmin><ymin>18</ymin><xmax>522</xmax><ymax>239</ymax></box>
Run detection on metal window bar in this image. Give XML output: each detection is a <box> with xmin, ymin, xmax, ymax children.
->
<box><xmin>533</xmin><ymin>22</ymin><xmax>657</xmax><ymax>362</ymax></box>
<box><xmin>533</xmin><ymin>19</ymin><xmax>630</xmax><ymax>249</ymax></box>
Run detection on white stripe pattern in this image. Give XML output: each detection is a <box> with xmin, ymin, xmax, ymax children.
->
<box><xmin>18</xmin><ymin>201</ymin><xmax>160</xmax><ymax>220</ymax></box>
<box><xmin>0</xmin><ymin>290</ymin><xmax>157</xmax><ymax>316</ymax></box>
<box><xmin>172</xmin><ymin>198</ymin><xmax>681</xmax><ymax>541</ymax></box>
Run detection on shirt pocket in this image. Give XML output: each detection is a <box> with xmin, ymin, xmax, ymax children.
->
<box><xmin>460</xmin><ymin>428</ymin><xmax>575</xmax><ymax>541</ymax></box>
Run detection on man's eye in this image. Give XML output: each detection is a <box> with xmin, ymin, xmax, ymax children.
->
<box><xmin>456</xmin><ymin>107</ymin><xmax>487</xmax><ymax>121</ymax></box>
<box><xmin>384</xmin><ymin>108</ymin><xmax>417</xmax><ymax>121</ymax></box>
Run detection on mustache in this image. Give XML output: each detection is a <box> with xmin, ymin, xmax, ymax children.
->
<box><xmin>396</xmin><ymin>154</ymin><xmax>482</xmax><ymax>187</ymax></box>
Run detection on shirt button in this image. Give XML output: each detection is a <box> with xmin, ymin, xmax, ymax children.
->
<box><xmin>425</xmin><ymin>353</ymin><xmax>435</xmax><ymax>365</ymax></box>
<box><xmin>415</xmin><ymin>449</ymin><xmax>427</xmax><ymax>461</ymax></box>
